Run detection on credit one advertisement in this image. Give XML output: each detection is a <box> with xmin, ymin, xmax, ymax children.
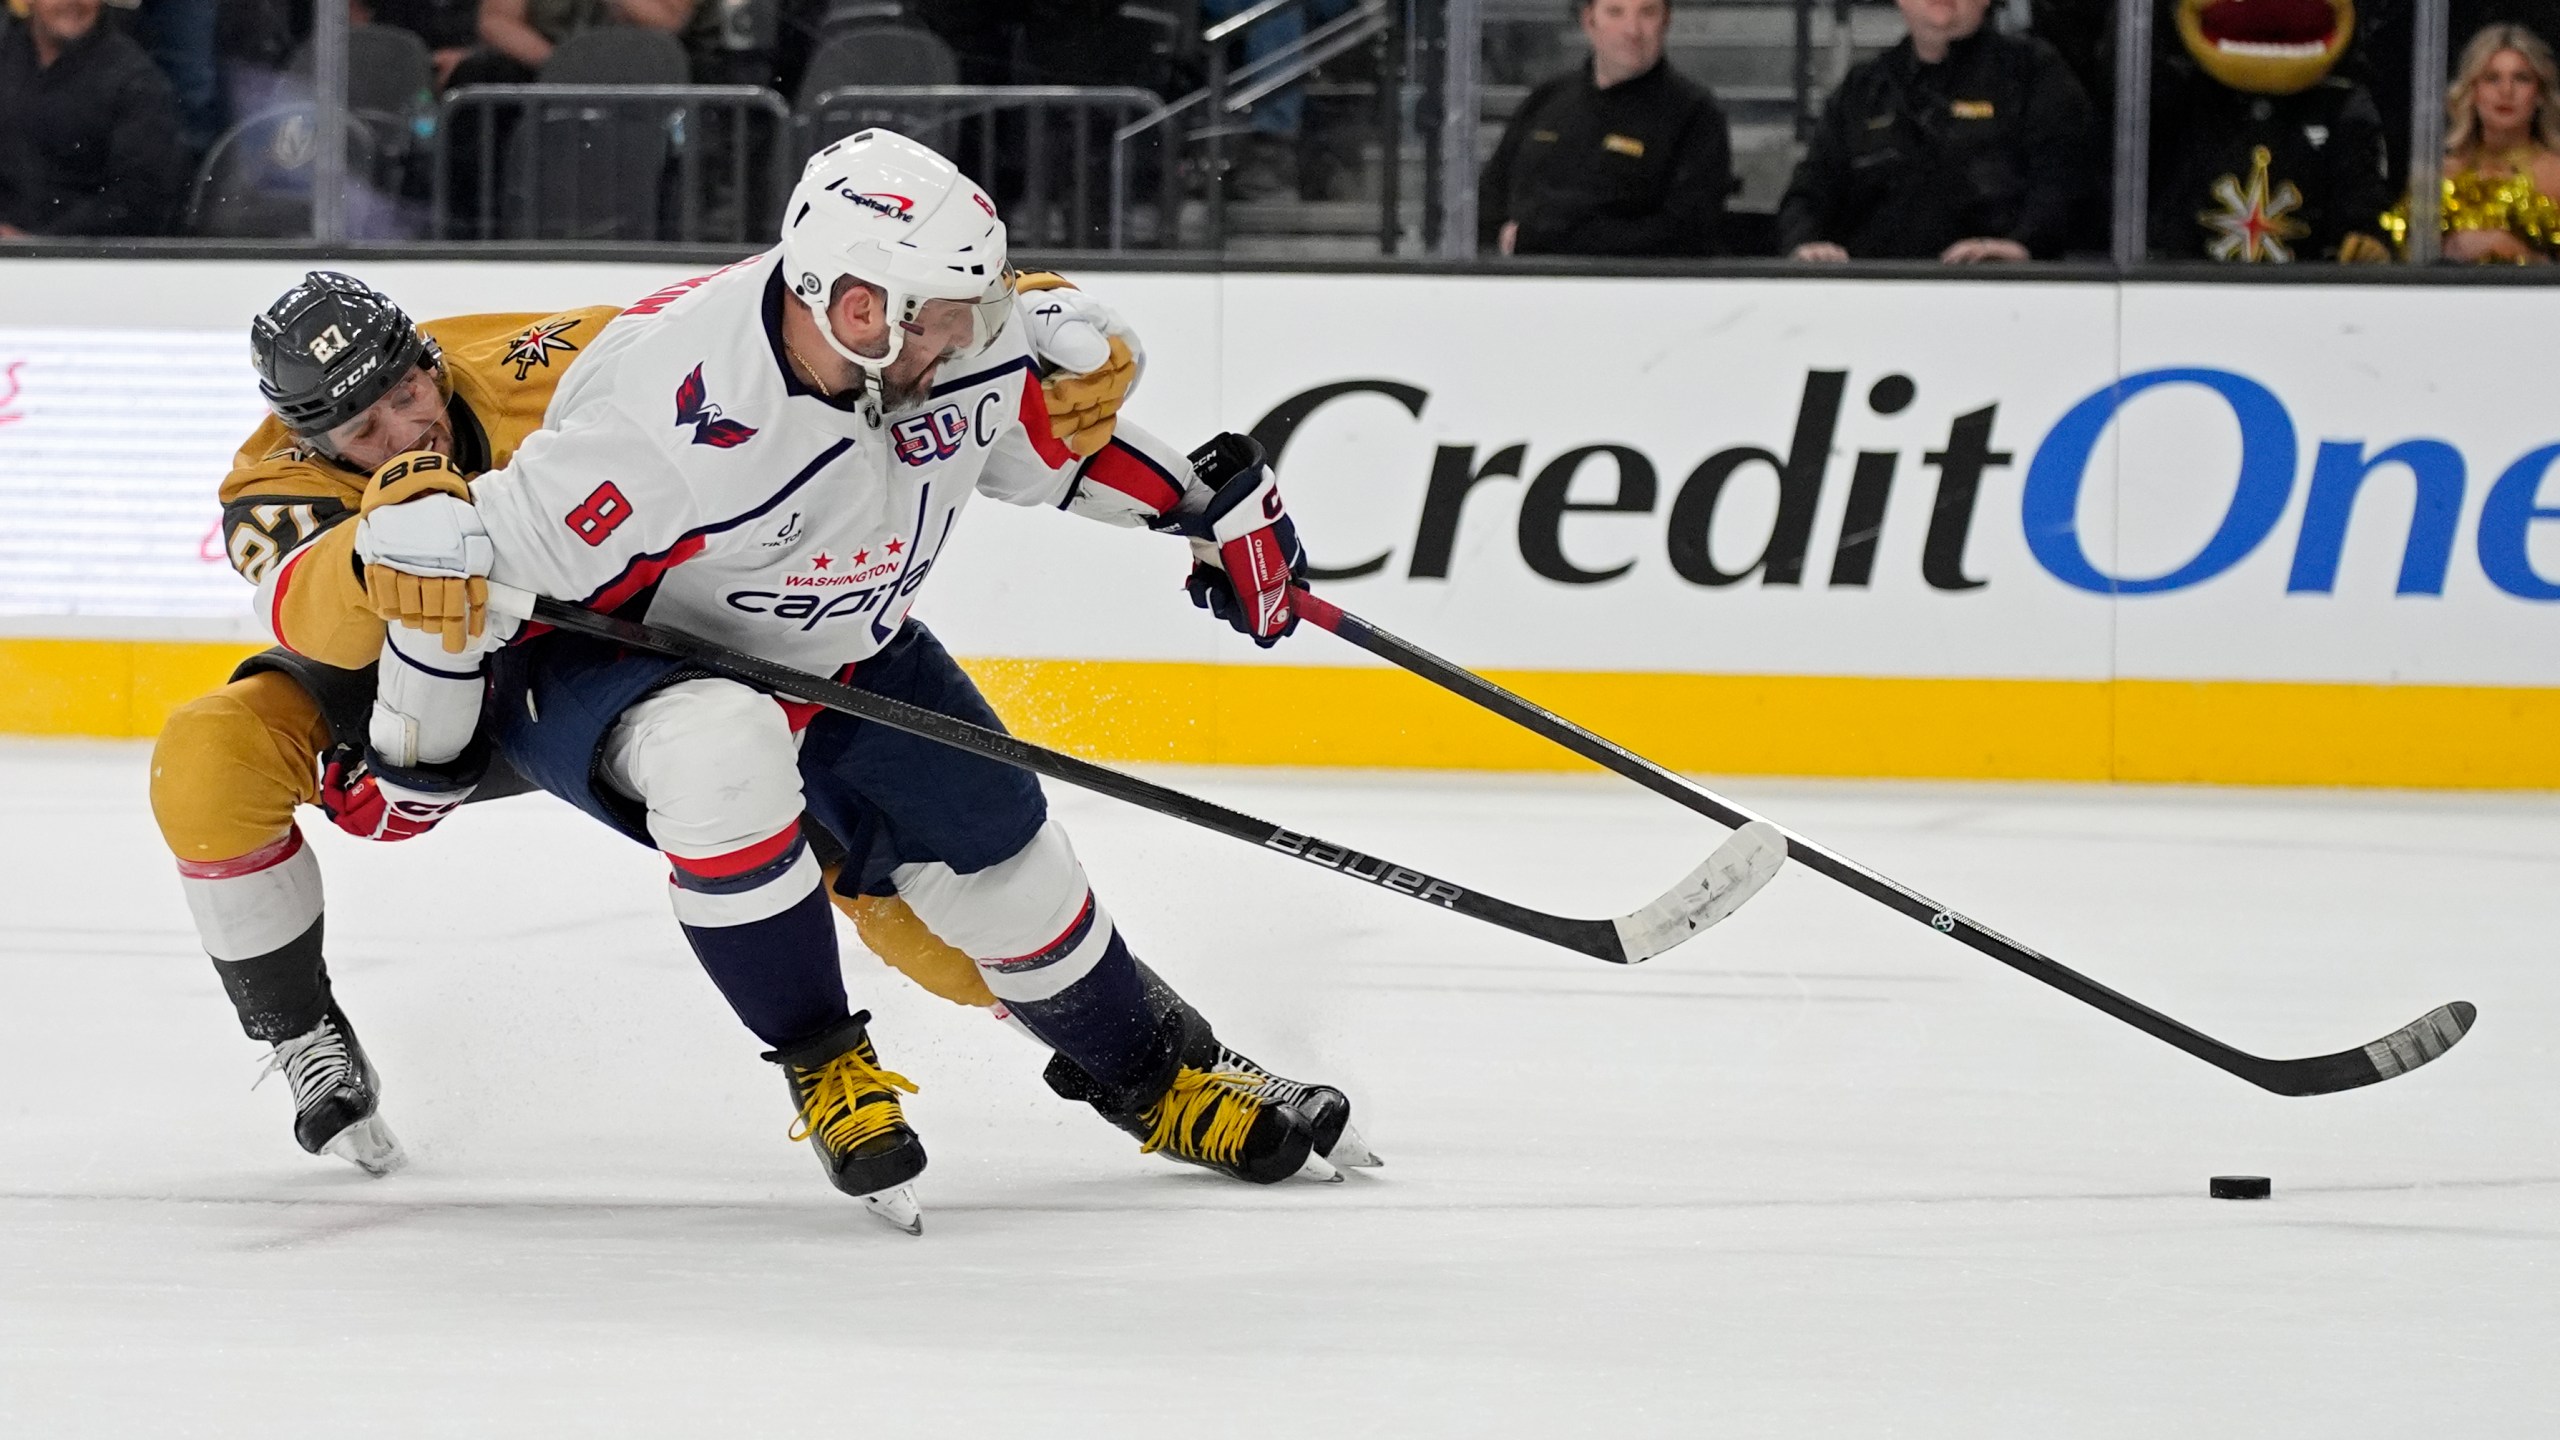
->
<box><xmin>1</xmin><ymin>260</ymin><xmax>2554</xmax><ymax>692</ymax></box>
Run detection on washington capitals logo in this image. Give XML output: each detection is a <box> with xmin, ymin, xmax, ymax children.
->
<box><xmin>674</xmin><ymin>364</ymin><xmax>758</xmax><ymax>448</ymax></box>
<box><xmin>0</xmin><ymin>360</ymin><xmax>24</xmax><ymax>427</ymax></box>
<box><xmin>504</xmin><ymin>318</ymin><xmax>582</xmax><ymax>380</ymax></box>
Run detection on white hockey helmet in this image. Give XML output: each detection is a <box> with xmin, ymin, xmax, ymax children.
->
<box><xmin>778</xmin><ymin>128</ymin><xmax>1013</xmax><ymax>378</ymax></box>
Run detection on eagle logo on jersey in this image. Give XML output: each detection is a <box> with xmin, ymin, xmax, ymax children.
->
<box><xmin>504</xmin><ymin>317</ymin><xmax>583</xmax><ymax>380</ymax></box>
<box><xmin>674</xmin><ymin>364</ymin><xmax>758</xmax><ymax>448</ymax></box>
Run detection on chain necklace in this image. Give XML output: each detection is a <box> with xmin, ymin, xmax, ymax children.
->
<box><xmin>780</xmin><ymin>330</ymin><xmax>838</xmax><ymax>394</ymax></box>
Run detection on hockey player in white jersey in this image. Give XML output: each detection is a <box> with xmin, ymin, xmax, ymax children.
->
<box><xmin>349</xmin><ymin>130</ymin><xmax>1370</xmax><ymax>1232</ymax></box>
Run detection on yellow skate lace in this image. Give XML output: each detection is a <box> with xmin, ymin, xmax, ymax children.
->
<box><xmin>1138</xmin><ymin>1067</ymin><xmax>1264</xmax><ymax>1165</ymax></box>
<box><xmin>786</xmin><ymin>1046</ymin><xmax>919</xmax><ymax>1152</ymax></box>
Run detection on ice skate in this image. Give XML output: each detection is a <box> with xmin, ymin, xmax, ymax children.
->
<box><xmin>254</xmin><ymin>1008</ymin><xmax>405</xmax><ymax>1177</ymax></box>
<box><xmin>1218</xmin><ymin>1048</ymin><xmax>1381</xmax><ymax>1170</ymax></box>
<box><xmin>1048</xmin><ymin>1010</ymin><xmax>1349</xmax><ymax>1185</ymax></box>
<box><xmin>766</xmin><ymin>1012</ymin><xmax>928</xmax><ymax>1235</ymax></box>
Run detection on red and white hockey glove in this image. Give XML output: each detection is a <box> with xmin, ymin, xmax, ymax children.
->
<box><xmin>319</xmin><ymin>748</ymin><xmax>472</xmax><ymax>842</ymax></box>
<box><xmin>1182</xmin><ymin>433</ymin><xmax>1303</xmax><ymax>648</ymax></box>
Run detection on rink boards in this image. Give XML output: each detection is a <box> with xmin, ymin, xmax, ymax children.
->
<box><xmin>2</xmin><ymin>260</ymin><xmax>2555</xmax><ymax>786</ymax></box>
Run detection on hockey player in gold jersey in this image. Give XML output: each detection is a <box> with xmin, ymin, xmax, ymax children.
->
<box><xmin>150</xmin><ymin>270</ymin><xmax>1139</xmax><ymax>1172</ymax></box>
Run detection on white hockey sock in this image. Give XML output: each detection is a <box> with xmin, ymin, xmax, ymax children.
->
<box><xmin>893</xmin><ymin>822</ymin><xmax>1115</xmax><ymax>1003</ymax></box>
<box><xmin>176</xmin><ymin>828</ymin><xmax>325</xmax><ymax>962</ymax></box>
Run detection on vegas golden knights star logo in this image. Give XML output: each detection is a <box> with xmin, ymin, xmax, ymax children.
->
<box><xmin>2201</xmin><ymin>146</ymin><xmax>2310</xmax><ymax>262</ymax></box>
<box><xmin>504</xmin><ymin>317</ymin><xmax>584</xmax><ymax>380</ymax></box>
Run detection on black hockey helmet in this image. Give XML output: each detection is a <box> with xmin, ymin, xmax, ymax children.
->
<box><xmin>249</xmin><ymin>271</ymin><xmax>442</xmax><ymax>438</ymax></box>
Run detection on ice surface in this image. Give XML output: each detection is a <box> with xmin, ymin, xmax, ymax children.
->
<box><xmin>2</xmin><ymin>739</ymin><xmax>2554</xmax><ymax>1436</ymax></box>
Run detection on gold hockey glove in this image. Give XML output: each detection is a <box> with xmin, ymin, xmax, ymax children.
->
<box><xmin>1016</xmin><ymin>272</ymin><xmax>1143</xmax><ymax>458</ymax></box>
<box><xmin>358</xmin><ymin>450</ymin><xmax>489</xmax><ymax>654</ymax></box>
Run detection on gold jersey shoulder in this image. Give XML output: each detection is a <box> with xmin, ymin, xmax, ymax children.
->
<box><xmin>217</xmin><ymin>306</ymin><xmax>621</xmax><ymax>581</ymax></box>
<box><xmin>433</xmin><ymin>304</ymin><xmax>620</xmax><ymax>460</ymax></box>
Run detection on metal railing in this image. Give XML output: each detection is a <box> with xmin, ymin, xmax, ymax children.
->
<box><xmin>1428</xmin><ymin>0</ymin><xmax>1475</xmax><ymax>256</ymax></box>
<box><xmin>242</xmin><ymin>0</ymin><xmax>2478</xmax><ymax>265</ymax></box>
<box><xmin>800</xmin><ymin>85</ymin><xmax>1166</xmax><ymax>251</ymax></box>
<box><xmin>433</xmin><ymin>84</ymin><xmax>795</xmax><ymax>243</ymax></box>
<box><xmin>1111</xmin><ymin>0</ymin><xmax>1398</xmax><ymax>251</ymax></box>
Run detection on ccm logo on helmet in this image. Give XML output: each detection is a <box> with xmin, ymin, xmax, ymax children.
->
<box><xmin>821</xmin><ymin>179</ymin><xmax>915</xmax><ymax>223</ymax></box>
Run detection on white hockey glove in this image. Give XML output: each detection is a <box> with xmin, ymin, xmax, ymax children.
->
<box><xmin>1015</xmin><ymin>272</ymin><xmax>1144</xmax><ymax>459</ymax></box>
<box><xmin>368</xmin><ymin>620</ymin><xmax>495</xmax><ymax>767</ymax></box>
<box><xmin>334</xmin><ymin>615</ymin><xmax>498</xmax><ymax>843</ymax></box>
<box><xmin>354</xmin><ymin>450</ymin><xmax>504</xmax><ymax>654</ymax></box>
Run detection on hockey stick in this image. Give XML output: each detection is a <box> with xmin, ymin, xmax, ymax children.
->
<box><xmin>484</xmin><ymin>585</ymin><xmax>1784</xmax><ymax>966</ymax></box>
<box><xmin>1290</xmin><ymin>591</ymin><xmax>2476</xmax><ymax>1098</ymax></box>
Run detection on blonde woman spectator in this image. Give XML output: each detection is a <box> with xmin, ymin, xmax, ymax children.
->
<box><xmin>2384</xmin><ymin>24</ymin><xmax>2560</xmax><ymax>262</ymax></box>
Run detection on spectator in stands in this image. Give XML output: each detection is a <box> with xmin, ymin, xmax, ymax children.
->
<box><xmin>0</xmin><ymin>0</ymin><xmax>187</xmax><ymax>236</ymax></box>
<box><xmin>1477</xmin><ymin>0</ymin><xmax>1732</xmax><ymax>256</ymax></box>
<box><xmin>214</xmin><ymin>0</ymin><xmax>294</xmax><ymax>119</ymax></box>
<box><xmin>358</xmin><ymin>0</ymin><xmax>476</xmax><ymax>85</ymax></box>
<box><xmin>2347</xmin><ymin>0</ymin><xmax>2560</xmax><ymax>188</ymax></box>
<box><xmin>133</xmin><ymin>0</ymin><xmax>222</xmax><ymax>154</ymax></box>
<box><xmin>1202</xmin><ymin>0</ymin><xmax>1353</xmax><ymax>199</ymax></box>
<box><xmin>2383</xmin><ymin>22</ymin><xmax>2560</xmax><ymax>261</ymax></box>
<box><xmin>467</xmin><ymin>0</ymin><xmax>702</xmax><ymax>80</ymax></box>
<box><xmin>1777</xmin><ymin>0</ymin><xmax>2092</xmax><ymax>262</ymax></box>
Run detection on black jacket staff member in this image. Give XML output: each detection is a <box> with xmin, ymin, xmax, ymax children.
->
<box><xmin>0</xmin><ymin>0</ymin><xmax>185</xmax><ymax>238</ymax></box>
<box><xmin>1778</xmin><ymin>0</ymin><xmax>2093</xmax><ymax>262</ymax></box>
<box><xmin>1479</xmin><ymin>0</ymin><xmax>1733</xmax><ymax>257</ymax></box>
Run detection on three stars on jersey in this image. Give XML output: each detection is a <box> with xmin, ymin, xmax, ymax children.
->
<box><xmin>801</xmin><ymin>539</ymin><xmax>905</xmax><ymax>569</ymax></box>
<box><xmin>783</xmin><ymin>536</ymin><xmax>905</xmax><ymax>589</ymax></box>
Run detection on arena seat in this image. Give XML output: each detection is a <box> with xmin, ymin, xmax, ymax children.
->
<box><xmin>495</xmin><ymin>27</ymin><xmax>694</xmax><ymax>240</ymax></box>
<box><xmin>185</xmin><ymin>105</ymin><xmax>407</xmax><ymax>239</ymax></box>
<box><xmin>540</xmin><ymin>25</ymin><xmax>692</xmax><ymax>84</ymax></box>
<box><xmin>795</xmin><ymin>23</ymin><xmax>960</xmax><ymax>111</ymax></box>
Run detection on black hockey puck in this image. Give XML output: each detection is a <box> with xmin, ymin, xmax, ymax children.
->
<box><xmin>2209</xmin><ymin>1175</ymin><xmax>2272</xmax><ymax>1200</ymax></box>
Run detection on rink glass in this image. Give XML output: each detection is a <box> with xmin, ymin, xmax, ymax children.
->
<box><xmin>8</xmin><ymin>4</ymin><xmax>2462</xmax><ymax>258</ymax></box>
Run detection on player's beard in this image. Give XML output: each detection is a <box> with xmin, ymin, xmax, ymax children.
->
<box><xmin>876</xmin><ymin>371</ymin><xmax>930</xmax><ymax>414</ymax></box>
<box><xmin>873</xmin><ymin>342</ymin><xmax>949</xmax><ymax>416</ymax></box>
<box><xmin>876</xmin><ymin>361</ymin><xmax>945</xmax><ymax>416</ymax></box>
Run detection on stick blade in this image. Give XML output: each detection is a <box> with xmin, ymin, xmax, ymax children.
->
<box><xmin>2251</xmin><ymin>1000</ymin><xmax>2478</xmax><ymax>1096</ymax></box>
<box><xmin>1612</xmin><ymin>820</ymin><xmax>1788</xmax><ymax>963</ymax></box>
